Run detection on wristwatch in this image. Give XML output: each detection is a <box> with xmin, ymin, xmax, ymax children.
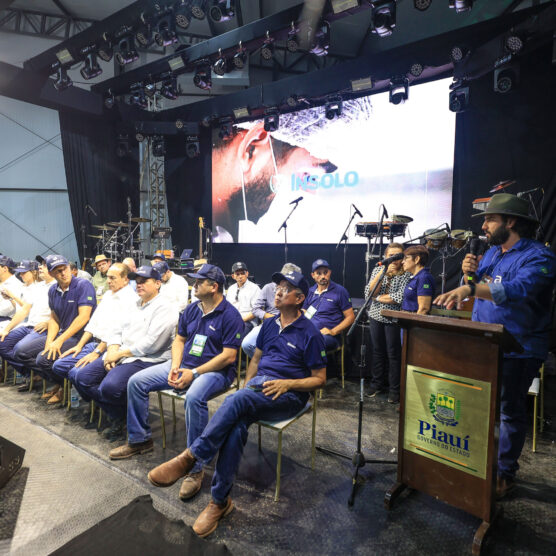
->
<box><xmin>94</xmin><ymin>347</ymin><xmax>102</xmax><ymax>355</ymax></box>
<box><xmin>192</xmin><ymin>369</ymin><xmax>199</xmax><ymax>380</ymax></box>
<box><xmin>467</xmin><ymin>283</ymin><xmax>476</xmax><ymax>297</ymax></box>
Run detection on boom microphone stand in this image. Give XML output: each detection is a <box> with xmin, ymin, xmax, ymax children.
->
<box><xmin>316</xmin><ymin>270</ymin><xmax>397</xmax><ymax>506</ymax></box>
<box><xmin>336</xmin><ymin>206</ymin><xmax>359</xmax><ymax>288</ymax></box>
<box><xmin>278</xmin><ymin>197</ymin><xmax>303</xmax><ymax>264</ymax></box>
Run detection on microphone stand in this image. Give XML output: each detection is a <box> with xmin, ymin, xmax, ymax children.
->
<box><xmin>316</xmin><ymin>270</ymin><xmax>397</xmax><ymax>506</ymax></box>
<box><xmin>336</xmin><ymin>207</ymin><xmax>358</xmax><ymax>288</ymax></box>
<box><xmin>278</xmin><ymin>201</ymin><xmax>302</xmax><ymax>264</ymax></box>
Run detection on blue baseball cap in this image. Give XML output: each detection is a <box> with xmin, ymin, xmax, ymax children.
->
<box><xmin>153</xmin><ymin>261</ymin><xmax>169</xmax><ymax>274</ymax></box>
<box><xmin>0</xmin><ymin>255</ymin><xmax>15</xmax><ymax>269</ymax></box>
<box><xmin>311</xmin><ymin>258</ymin><xmax>330</xmax><ymax>272</ymax></box>
<box><xmin>272</xmin><ymin>269</ymin><xmax>310</xmax><ymax>297</ymax></box>
<box><xmin>152</xmin><ymin>252</ymin><xmax>166</xmax><ymax>261</ymax></box>
<box><xmin>129</xmin><ymin>265</ymin><xmax>162</xmax><ymax>281</ymax></box>
<box><xmin>14</xmin><ymin>260</ymin><xmax>39</xmax><ymax>273</ymax></box>
<box><xmin>187</xmin><ymin>264</ymin><xmax>226</xmax><ymax>285</ymax></box>
<box><xmin>45</xmin><ymin>255</ymin><xmax>69</xmax><ymax>272</ymax></box>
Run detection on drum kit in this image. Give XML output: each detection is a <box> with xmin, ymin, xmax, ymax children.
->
<box><xmin>88</xmin><ymin>216</ymin><xmax>150</xmax><ymax>262</ymax></box>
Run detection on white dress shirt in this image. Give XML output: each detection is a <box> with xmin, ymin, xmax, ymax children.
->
<box><xmin>160</xmin><ymin>271</ymin><xmax>189</xmax><ymax>312</ymax></box>
<box><xmin>0</xmin><ymin>275</ymin><xmax>24</xmax><ymax>318</ymax></box>
<box><xmin>226</xmin><ymin>280</ymin><xmax>261</xmax><ymax>320</ymax></box>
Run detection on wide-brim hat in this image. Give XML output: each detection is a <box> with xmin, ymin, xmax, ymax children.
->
<box><xmin>471</xmin><ymin>193</ymin><xmax>538</xmax><ymax>223</ymax></box>
<box><xmin>94</xmin><ymin>254</ymin><xmax>110</xmax><ymax>265</ymax></box>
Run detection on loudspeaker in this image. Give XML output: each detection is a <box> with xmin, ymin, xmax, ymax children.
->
<box><xmin>0</xmin><ymin>436</ymin><xmax>25</xmax><ymax>489</ymax></box>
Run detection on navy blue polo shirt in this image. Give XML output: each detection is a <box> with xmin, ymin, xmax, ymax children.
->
<box><xmin>48</xmin><ymin>276</ymin><xmax>96</xmax><ymax>337</ymax></box>
<box><xmin>178</xmin><ymin>298</ymin><xmax>243</xmax><ymax>382</ymax></box>
<box><xmin>302</xmin><ymin>280</ymin><xmax>352</xmax><ymax>330</ymax></box>
<box><xmin>255</xmin><ymin>314</ymin><xmax>327</xmax><ymax>390</ymax></box>
<box><xmin>472</xmin><ymin>238</ymin><xmax>556</xmax><ymax>360</ymax></box>
<box><xmin>401</xmin><ymin>268</ymin><xmax>435</xmax><ymax>312</ymax></box>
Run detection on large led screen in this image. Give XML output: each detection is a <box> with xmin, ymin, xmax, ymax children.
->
<box><xmin>212</xmin><ymin>79</ymin><xmax>455</xmax><ymax>244</ymax></box>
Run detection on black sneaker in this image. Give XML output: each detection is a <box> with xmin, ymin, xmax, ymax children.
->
<box><xmin>388</xmin><ymin>394</ymin><xmax>400</xmax><ymax>404</ymax></box>
<box><xmin>103</xmin><ymin>420</ymin><xmax>126</xmax><ymax>442</ymax></box>
<box><xmin>366</xmin><ymin>387</ymin><xmax>383</xmax><ymax>398</ymax></box>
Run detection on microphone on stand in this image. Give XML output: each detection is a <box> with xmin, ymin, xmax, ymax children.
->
<box><xmin>382</xmin><ymin>205</ymin><xmax>389</xmax><ymax>219</ymax></box>
<box><xmin>289</xmin><ymin>196</ymin><xmax>303</xmax><ymax>205</ymax></box>
<box><xmin>352</xmin><ymin>204</ymin><xmax>363</xmax><ymax>218</ymax></box>
<box><xmin>85</xmin><ymin>204</ymin><xmax>97</xmax><ymax>216</ymax></box>
<box><xmin>377</xmin><ymin>252</ymin><xmax>404</xmax><ymax>267</ymax></box>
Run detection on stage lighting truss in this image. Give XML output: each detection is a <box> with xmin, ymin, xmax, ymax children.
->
<box><xmin>97</xmin><ymin>33</ymin><xmax>113</xmax><ymax>62</ymax></box>
<box><xmin>414</xmin><ymin>0</ymin><xmax>432</xmax><ymax>10</ymax></box>
<box><xmin>389</xmin><ymin>77</ymin><xmax>409</xmax><ymax>105</ymax></box>
<box><xmin>193</xmin><ymin>64</ymin><xmax>212</xmax><ymax>90</ymax></box>
<box><xmin>52</xmin><ymin>64</ymin><xmax>72</xmax><ymax>91</ymax></box>
<box><xmin>505</xmin><ymin>33</ymin><xmax>524</xmax><ymax>55</ymax></box>
<box><xmin>209</xmin><ymin>0</ymin><xmax>235</xmax><ymax>23</ymax></box>
<box><xmin>371</xmin><ymin>1</ymin><xmax>396</xmax><ymax>38</ymax></box>
<box><xmin>155</xmin><ymin>15</ymin><xmax>178</xmax><ymax>47</ymax></box>
<box><xmin>186</xmin><ymin>135</ymin><xmax>200</xmax><ymax>158</ymax></box>
<box><xmin>285</xmin><ymin>22</ymin><xmax>299</xmax><ymax>53</ymax></box>
<box><xmin>174</xmin><ymin>0</ymin><xmax>192</xmax><ymax>29</ymax></box>
<box><xmin>261</xmin><ymin>31</ymin><xmax>275</xmax><ymax>61</ymax></box>
<box><xmin>218</xmin><ymin>119</ymin><xmax>233</xmax><ymax>139</ymax></box>
<box><xmin>116</xmin><ymin>35</ymin><xmax>139</xmax><ymax>66</ymax></box>
<box><xmin>104</xmin><ymin>90</ymin><xmax>116</xmax><ymax>109</ymax></box>
<box><xmin>212</xmin><ymin>49</ymin><xmax>228</xmax><ymax>76</ymax></box>
<box><xmin>449</xmin><ymin>0</ymin><xmax>473</xmax><ymax>14</ymax></box>
<box><xmin>152</xmin><ymin>136</ymin><xmax>166</xmax><ymax>158</ymax></box>
<box><xmin>449</xmin><ymin>81</ymin><xmax>469</xmax><ymax>112</ymax></box>
<box><xmin>494</xmin><ymin>63</ymin><xmax>519</xmax><ymax>94</ymax></box>
<box><xmin>263</xmin><ymin>112</ymin><xmax>279</xmax><ymax>132</ymax></box>
<box><xmin>409</xmin><ymin>62</ymin><xmax>423</xmax><ymax>77</ymax></box>
<box><xmin>232</xmin><ymin>42</ymin><xmax>247</xmax><ymax>69</ymax></box>
<box><xmin>191</xmin><ymin>0</ymin><xmax>207</xmax><ymax>20</ymax></box>
<box><xmin>325</xmin><ymin>97</ymin><xmax>342</xmax><ymax>120</ymax></box>
<box><xmin>129</xmin><ymin>83</ymin><xmax>148</xmax><ymax>108</ymax></box>
<box><xmin>309</xmin><ymin>20</ymin><xmax>330</xmax><ymax>57</ymax></box>
<box><xmin>160</xmin><ymin>75</ymin><xmax>179</xmax><ymax>100</ymax></box>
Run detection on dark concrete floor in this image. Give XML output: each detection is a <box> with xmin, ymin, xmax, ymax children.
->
<box><xmin>1</xmin><ymin>365</ymin><xmax>555</xmax><ymax>555</ymax></box>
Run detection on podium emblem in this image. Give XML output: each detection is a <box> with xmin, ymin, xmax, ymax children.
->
<box><xmin>429</xmin><ymin>391</ymin><xmax>460</xmax><ymax>427</ymax></box>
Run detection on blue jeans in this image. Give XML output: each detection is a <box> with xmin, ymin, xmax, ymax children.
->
<box><xmin>35</xmin><ymin>336</ymin><xmax>80</xmax><ymax>384</ymax></box>
<box><xmin>51</xmin><ymin>342</ymin><xmax>98</xmax><ymax>382</ymax></box>
<box><xmin>190</xmin><ymin>379</ymin><xmax>306</xmax><ymax>504</ymax></box>
<box><xmin>241</xmin><ymin>325</ymin><xmax>261</xmax><ymax>358</ymax></box>
<box><xmin>0</xmin><ymin>326</ymin><xmax>33</xmax><ymax>373</ymax></box>
<box><xmin>498</xmin><ymin>357</ymin><xmax>542</xmax><ymax>480</ymax></box>
<box><xmin>127</xmin><ymin>362</ymin><xmax>230</xmax><ymax>474</ymax></box>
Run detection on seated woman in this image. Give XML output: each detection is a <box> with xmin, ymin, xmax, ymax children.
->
<box><xmin>401</xmin><ymin>245</ymin><xmax>436</xmax><ymax>315</ymax></box>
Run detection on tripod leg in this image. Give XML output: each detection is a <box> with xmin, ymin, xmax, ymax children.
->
<box><xmin>348</xmin><ymin>463</ymin><xmax>361</xmax><ymax>507</ymax></box>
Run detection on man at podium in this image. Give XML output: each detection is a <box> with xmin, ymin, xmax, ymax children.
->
<box><xmin>434</xmin><ymin>193</ymin><xmax>556</xmax><ymax>499</ymax></box>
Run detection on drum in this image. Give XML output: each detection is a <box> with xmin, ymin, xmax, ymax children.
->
<box><xmin>424</xmin><ymin>229</ymin><xmax>448</xmax><ymax>250</ymax></box>
<box><xmin>450</xmin><ymin>229</ymin><xmax>473</xmax><ymax>249</ymax></box>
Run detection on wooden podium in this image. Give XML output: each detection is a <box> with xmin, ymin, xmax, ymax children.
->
<box><xmin>382</xmin><ymin>311</ymin><xmax>522</xmax><ymax>555</ymax></box>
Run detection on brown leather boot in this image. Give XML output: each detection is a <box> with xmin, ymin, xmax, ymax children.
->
<box><xmin>147</xmin><ymin>448</ymin><xmax>196</xmax><ymax>487</ymax></box>
<box><xmin>179</xmin><ymin>470</ymin><xmax>204</xmax><ymax>500</ymax></box>
<box><xmin>109</xmin><ymin>439</ymin><xmax>154</xmax><ymax>460</ymax></box>
<box><xmin>496</xmin><ymin>475</ymin><xmax>515</xmax><ymax>500</ymax></box>
<box><xmin>193</xmin><ymin>498</ymin><xmax>234</xmax><ymax>538</ymax></box>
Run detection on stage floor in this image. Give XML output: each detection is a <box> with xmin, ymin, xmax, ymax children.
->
<box><xmin>1</xmin><ymin>371</ymin><xmax>555</xmax><ymax>555</ymax></box>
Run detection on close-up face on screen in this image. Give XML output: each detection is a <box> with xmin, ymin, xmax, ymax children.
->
<box><xmin>211</xmin><ymin>78</ymin><xmax>455</xmax><ymax>244</ymax></box>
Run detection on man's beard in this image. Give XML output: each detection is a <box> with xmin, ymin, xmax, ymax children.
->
<box><xmin>488</xmin><ymin>225</ymin><xmax>510</xmax><ymax>246</ymax></box>
<box><xmin>227</xmin><ymin>169</ymin><xmax>276</xmax><ymax>224</ymax></box>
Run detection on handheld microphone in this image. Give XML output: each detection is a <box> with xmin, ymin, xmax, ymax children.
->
<box><xmin>289</xmin><ymin>196</ymin><xmax>303</xmax><ymax>205</ymax></box>
<box><xmin>466</xmin><ymin>236</ymin><xmax>486</xmax><ymax>283</ymax></box>
<box><xmin>377</xmin><ymin>252</ymin><xmax>404</xmax><ymax>267</ymax></box>
<box><xmin>352</xmin><ymin>204</ymin><xmax>363</xmax><ymax>218</ymax></box>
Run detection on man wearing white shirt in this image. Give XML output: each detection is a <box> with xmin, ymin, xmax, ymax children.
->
<box><xmin>73</xmin><ymin>265</ymin><xmax>178</xmax><ymax>441</ymax></box>
<box><xmin>225</xmin><ymin>262</ymin><xmax>260</xmax><ymax>334</ymax></box>
<box><xmin>0</xmin><ymin>256</ymin><xmax>24</xmax><ymax>322</ymax></box>
<box><xmin>154</xmin><ymin>261</ymin><xmax>189</xmax><ymax>312</ymax></box>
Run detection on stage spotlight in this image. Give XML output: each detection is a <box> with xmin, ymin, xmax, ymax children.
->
<box><xmin>450</xmin><ymin>45</ymin><xmax>469</xmax><ymax>63</ymax></box>
<box><xmin>186</xmin><ymin>135</ymin><xmax>200</xmax><ymax>158</ymax></box>
<box><xmin>129</xmin><ymin>84</ymin><xmax>148</xmax><ymax>108</ymax></box>
<box><xmin>449</xmin><ymin>0</ymin><xmax>473</xmax><ymax>13</ymax></box>
<box><xmin>414</xmin><ymin>0</ymin><xmax>432</xmax><ymax>10</ymax></box>
<box><xmin>175</xmin><ymin>0</ymin><xmax>192</xmax><ymax>29</ymax></box>
<box><xmin>449</xmin><ymin>82</ymin><xmax>469</xmax><ymax>112</ymax></box>
<box><xmin>97</xmin><ymin>34</ymin><xmax>113</xmax><ymax>62</ymax></box>
<box><xmin>115</xmin><ymin>36</ymin><xmax>138</xmax><ymax>66</ymax></box>
<box><xmin>286</xmin><ymin>95</ymin><xmax>299</xmax><ymax>107</ymax></box>
<box><xmin>261</xmin><ymin>32</ymin><xmax>274</xmax><ymax>61</ymax></box>
<box><xmin>152</xmin><ymin>136</ymin><xmax>166</xmax><ymax>158</ymax></box>
<box><xmin>135</xmin><ymin>132</ymin><xmax>145</xmax><ymax>143</ymax></box>
<box><xmin>160</xmin><ymin>76</ymin><xmax>179</xmax><ymax>100</ymax></box>
<box><xmin>263</xmin><ymin>113</ymin><xmax>279</xmax><ymax>132</ymax></box>
<box><xmin>218</xmin><ymin>120</ymin><xmax>233</xmax><ymax>139</ymax></box>
<box><xmin>371</xmin><ymin>1</ymin><xmax>396</xmax><ymax>38</ymax></box>
<box><xmin>325</xmin><ymin>98</ymin><xmax>342</xmax><ymax>120</ymax></box>
<box><xmin>193</xmin><ymin>65</ymin><xmax>212</xmax><ymax>90</ymax></box>
<box><xmin>116</xmin><ymin>134</ymin><xmax>130</xmax><ymax>158</ymax></box>
<box><xmin>212</xmin><ymin>49</ymin><xmax>228</xmax><ymax>76</ymax></box>
<box><xmin>409</xmin><ymin>62</ymin><xmax>423</xmax><ymax>77</ymax></box>
<box><xmin>309</xmin><ymin>21</ymin><xmax>330</xmax><ymax>57</ymax></box>
<box><xmin>389</xmin><ymin>77</ymin><xmax>409</xmax><ymax>105</ymax></box>
<box><xmin>201</xmin><ymin>116</ymin><xmax>212</xmax><ymax>128</ymax></box>
<box><xmin>286</xmin><ymin>22</ymin><xmax>299</xmax><ymax>53</ymax></box>
<box><xmin>135</xmin><ymin>18</ymin><xmax>153</xmax><ymax>47</ymax></box>
<box><xmin>505</xmin><ymin>33</ymin><xmax>524</xmax><ymax>54</ymax></box>
<box><xmin>104</xmin><ymin>90</ymin><xmax>115</xmax><ymax>109</ymax></box>
<box><xmin>494</xmin><ymin>64</ymin><xmax>519</xmax><ymax>94</ymax></box>
<box><xmin>233</xmin><ymin>107</ymin><xmax>250</xmax><ymax>119</ymax></box>
<box><xmin>191</xmin><ymin>0</ymin><xmax>207</xmax><ymax>19</ymax></box>
<box><xmin>233</xmin><ymin>42</ymin><xmax>247</xmax><ymax>69</ymax></box>
<box><xmin>80</xmin><ymin>52</ymin><xmax>102</xmax><ymax>80</ymax></box>
<box><xmin>155</xmin><ymin>15</ymin><xmax>178</xmax><ymax>47</ymax></box>
<box><xmin>53</xmin><ymin>65</ymin><xmax>72</xmax><ymax>91</ymax></box>
<box><xmin>55</xmin><ymin>48</ymin><xmax>74</xmax><ymax>65</ymax></box>
<box><xmin>209</xmin><ymin>0</ymin><xmax>235</xmax><ymax>22</ymax></box>
<box><xmin>144</xmin><ymin>79</ymin><xmax>157</xmax><ymax>97</ymax></box>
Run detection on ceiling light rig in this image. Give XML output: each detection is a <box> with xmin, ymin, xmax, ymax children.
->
<box><xmin>175</xmin><ymin>0</ymin><xmax>192</xmax><ymax>29</ymax></box>
<box><xmin>155</xmin><ymin>15</ymin><xmax>178</xmax><ymax>47</ymax></box>
<box><xmin>209</xmin><ymin>0</ymin><xmax>235</xmax><ymax>23</ymax></box>
<box><xmin>371</xmin><ymin>1</ymin><xmax>396</xmax><ymax>38</ymax></box>
<box><xmin>190</xmin><ymin>0</ymin><xmax>207</xmax><ymax>20</ymax></box>
<box><xmin>212</xmin><ymin>49</ymin><xmax>228</xmax><ymax>76</ymax></box>
<box><xmin>160</xmin><ymin>75</ymin><xmax>180</xmax><ymax>99</ymax></box>
<box><xmin>79</xmin><ymin>46</ymin><xmax>102</xmax><ymax>80</ymax></box>
<box><xmin>97</xmin><ymin>33</ymin><xmax>113</xmax><ymax>62</ymax></box>
<box><xmin>135</xmin><ymin>13</ymin><xmax>153</xmax><ymax>47</ymax></box>
<box><xmin>128</xmin><ymin>83</ymin><xmax>148</xmax><ymax>108</ymax></box>
<box><xmin>505</xmin><ymin>33</ymin><xmax>524</xmax><ymax>55</ymax></box>
<box><xmin>232</xmin><ymin>42</ymin><xmax>247</xmax><ymax>69</ymax></box>
<box><xmin>52</xmin><ymin>64</ymin><xmax>72</xmax><ymax>91</ymax></box>
<box><xmin>494</xmin><ymin>63</ymin><xmax>519</xmax><ymax>94</ymax></box>
<box><xmin>186</xmin><ymin>135</ymin><xmax>200</xmax><ymax>158</ymax></box>
<box><xmin>103</xmin><ymin>90</ymin><xmax>115</xmax><ymax>109</ymax></box>
<box><xmin>449</xmin><ymin>80</ymin><xmax>469</xmax><ymax>112</ymax></box>
<box><xmin>389</xmin><ymin>77</ymin><xmax>409</xmax><ymax>105</ymax></box>
<box><xmin>115</xmin><ymin>35</ymin><xmax>139</xmax><ymax>67</ymax></box>
<box><xmin>414</xmin><ymin>0</ymin><xmax>432</xmax><ymax>10</ymax></box>
<box><xmin>325</xmin><ymin>97</ymin><xmax>342</xmax><ymax>120</ymax></box>
<box><xmin>261</xmin><ymin>31</ymin><xmax>275</xmax><ymax>61</ymax></box>
<box><xmin>286</xmin><ymin>22</ymin><xmax>299</xmax><ymax>53</ymax></box>
<box><xmin>194</xmin><ymin>64</ymin><xmax>212</xmax><ymax>90</ymax></box>
<box><xmin>449</xmin><ymin>0</ymin><xmax>473</xmax><ymax>14</ymax></box>
<box><xmin>409</xmin><ymin>62</ymin><xmax>423</xmax><ymax>77</ymax></box>
<box><xmin>263</xmin><ymin>112</ymin><xmax>279</xmax><ymax>132</ymax></box>
<box><xmin>450</xmin><ymin>45</ymin><xmax>469</xmax><ymax>64</ymax></box>
<box><xmin>309</xmin><ymin>21</ymin><xmax>330</xmax><ymax>56</ymax></box>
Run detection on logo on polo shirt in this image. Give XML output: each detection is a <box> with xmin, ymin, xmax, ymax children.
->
<box><xmin>236</xmin><ymin>333</ymin><xmax>241</xmax><ymax>339</ymax></box>
<box><xmin>541</xmin><ymin>266</ymin><xmax>548</xmax><ymax>274</ymax></box>
<box><xmin>321</xmin><ymin>350</ymin><xmax>326</xmax><ymax>357</ymax></box>
<box><xmin>287</xmin><ymin>342</ymin><xmax>297</xmax><ymax>349</ymax></box>
<box><xmin>423</xmin><ymin>284</ymin><xmax>430</xmax><ymax>289</ymax></box>
<box><xmin>87</xmin><ymin>296</ymin><xmax>93</xmax><ymax>300</ymax></box>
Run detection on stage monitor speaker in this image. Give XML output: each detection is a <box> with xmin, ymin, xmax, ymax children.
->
<box><xmin>0</xmin><ymin>436</ymin><xmax>25</xmax><ymax>489</ymax></box>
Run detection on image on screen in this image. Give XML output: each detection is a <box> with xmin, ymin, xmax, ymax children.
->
<box><xmin>211</xmin><ymin>78</ymin><xmax>455</xmax><ymax>244</ymax></box>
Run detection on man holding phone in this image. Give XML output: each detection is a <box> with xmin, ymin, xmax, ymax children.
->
<box><xmin>110</xmin><ymin>264</ymin><xmax>243</xmax><ymax>501</ymax></box>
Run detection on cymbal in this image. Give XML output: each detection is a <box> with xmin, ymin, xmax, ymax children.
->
<box><xmin>391</xmin><ymin>214</ymin><xmax>413</xmax><ymax>224</ymax></box>
<box><xmin>107</xmin><ymin>221</ymin><xmax>128</xmax><ymax>227</ymax></box>
<box><xmin>490</xmin><ymin>179</ymin><xmax>515</xmax><ymax>193</ymax></box>
<box><xmin>92</xmin><ymin>225</ymin><xmax>115</xmax><ymax>230</ymax></box>
<box><xmin>131</xmin><ymin>217</ymin><xmax>151</xmax><ymax>223</ymax></box>
<box><xmin>88</xmin><ymin>234</ymin><xmax>103</xmax><ymax>239</ymax></box>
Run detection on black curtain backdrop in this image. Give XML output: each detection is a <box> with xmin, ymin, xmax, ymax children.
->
<box><xmin>165</xmin><ymin>45</ymin><xmax>555</xmax><ymax>298</ymax></box>
<box><xmin>59</xmin><ymin>111</ymin><xmax>139</xmax><ymax>265</ymax></box>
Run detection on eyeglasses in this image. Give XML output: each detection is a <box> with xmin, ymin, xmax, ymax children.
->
<box><xmin>276</xmin><ymin>286</ymin><xmax>295</xmax><ymax>294</ymax></box>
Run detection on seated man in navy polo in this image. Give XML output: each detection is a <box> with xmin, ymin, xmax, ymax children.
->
<box><xmin>109</xmin><ymin>264</ymin><xmax>243</xmax><ymax>499</ymax></box>
<box><xmin>73</xmin><ymin>265</ymin><xmax>178</xmax><ymax>441</ymax></box>
<box><xmin>303</xmin><ymin>259</ymin><xmax>355</xmax><ymax>351</ymax></box>
<box><xmin>13</xmin><ymin>255</ymin><xmax>96</xmax><ymax>404</ymax></box>
<box><xmin>147</xmin><ymin>269</ymin><xmax>326</xmax><ymax>538</ymax></box>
